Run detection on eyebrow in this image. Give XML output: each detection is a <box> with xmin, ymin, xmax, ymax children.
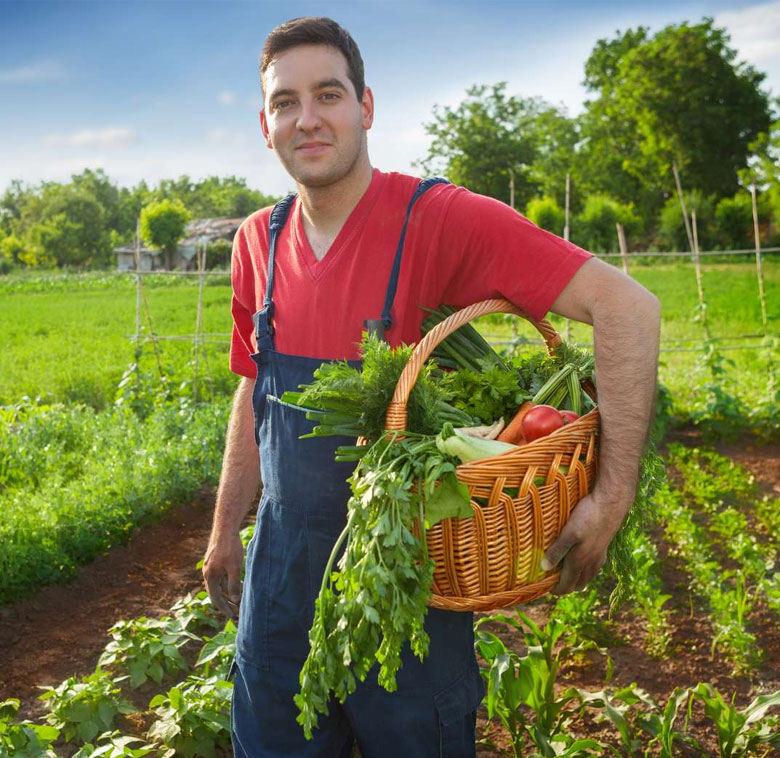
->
<box><xmin>269</xmin><ymin>78</ymin><xmax>349</xmax><ymax>102</ymax></box>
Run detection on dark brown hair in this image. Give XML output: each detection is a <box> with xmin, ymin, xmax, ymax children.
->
<box><xmin>260</xmin><ymin>17</ymin><xmax>365</xmax><ymax>101</ymax></box>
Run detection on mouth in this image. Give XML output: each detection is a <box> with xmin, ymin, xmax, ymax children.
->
<box><xmin>296</xmin><ymin>142</ymin><xmax>331</xmax><ymax>155</ymax></box>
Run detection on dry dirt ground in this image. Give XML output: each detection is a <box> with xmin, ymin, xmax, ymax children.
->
<box><xmin>1</xmin><ymin>429</ymin><xmax>778</xmax><ymax>755</ymax></box>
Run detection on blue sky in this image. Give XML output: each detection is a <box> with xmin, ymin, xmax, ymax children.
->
<box><xmin>1</xmin><ymin>0</ymin><xmax>779</xmax><ymax>197</ymax></box>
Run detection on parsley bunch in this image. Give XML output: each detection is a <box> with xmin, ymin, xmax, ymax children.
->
<box><xmin>294</xmin><ymin>433</ymin><xmax>470</xmax><ymax>739</ymax></box>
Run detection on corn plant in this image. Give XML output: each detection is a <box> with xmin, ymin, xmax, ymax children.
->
<box><xmin>71</xmin><ymin>731</ymin><xmax>158</xmax><ymax>758</ymax></box>
<box><xmin>0</xmin><ymin>698</ymin><xmax>60</xmax><ymax>758</ymax></box>
<box><xmin>147</xmin><ymin>675</ymin><xmax>232</xmax><ymax>758</ymax></box>
<box><xmin>549</xmin><ymin>587</ymin><xmax>617</xmax><ymax>648</ymax></box>
<box><xmin>38</xmin><ymin>670</ymin><xmax>135</xmax><ymax>744</ymax></box>
<box><xmin>99</xmin><ymin>616</ymin><xmax>200</xmax><ymax>688</ymax></box>
<box><xmin>689</xmin><ymin>683</ymin><xmax>780</xmax><ymax>757</ymax></box>
<box><xmin>474</xmin><ymin>610</ymin><xmax>604</xmax><ymax>757</ymax></box>
<box><xmin>629</xmin><ymin>532</ymin><xmax>672</xmax><ymax>657</ymax></box>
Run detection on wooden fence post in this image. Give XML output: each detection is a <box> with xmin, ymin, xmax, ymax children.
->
<box><xmin>616</xmin><ymin>222</ymin><xmax>629</xmax><ymax>275</ymax></box>
<box><xmin>691</xmin><ymin>210</ymin><xmax>711</xmax><ymax>341</ymax></box>
<box><xmin>673</xmin><ymin>162</ymin><xmax>695</xmax><ymax>253</ymax></box>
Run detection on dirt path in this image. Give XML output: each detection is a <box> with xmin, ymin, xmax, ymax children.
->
<box><xmin>0</xmin><ymin>486</ymin><xmax>233</xmax><ymax>720</ymax></box>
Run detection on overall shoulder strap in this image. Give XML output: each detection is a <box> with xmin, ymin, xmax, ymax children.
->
<box><xmin>264</xmin><ymin>192</ymin><xmax>298</xmax><ymax>312</ymax></box>
<box><xmin>366</xmin><ymin>177</ymin><xmax>450</xmax><ymax>340</ymax></box>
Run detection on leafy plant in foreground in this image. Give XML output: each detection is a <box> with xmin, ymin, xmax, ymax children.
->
<box><xmin>38</xmin><ymin>670</ymin><xmax>134</xmax><ymax>744</ymax></box>
<box><xmin>0</xmin><ymin>698</ymin><xmax>60</xmax><ymax>758</ymax></box>
<box><xmin>72</xmin><ymin>731</ymin><xmax>158</xmax><ymax>758</ymax></box>
<box><xmin>474</xmin><ymin>610</ymin><xmax>604</xmax><ymax>757</ymax></box>
<box><xmin>98</xmin><ymin>616</ymin><xmax>200</xmax><ymax>688</ymax></box>
<box><xmin>147</xmin><ymin>676</ymin><xmax>232</xmax><ymax>758</ymax></box>
<box><xmin>689</xmin><ymin>683</ymin><xmax>780</xmax><ymax>757</ymax></box>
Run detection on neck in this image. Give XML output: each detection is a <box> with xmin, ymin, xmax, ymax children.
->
<box><xmin>297</xmin><ymin>158</ymin><xmax>374</xmax><ymax>234</ymax></box>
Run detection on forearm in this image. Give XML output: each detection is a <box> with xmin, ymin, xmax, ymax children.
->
<box><xmin>209</xmin><ymin>376</ymin><xmax>261</xmax><ymax>541</ymax></box>
<box><xmin>590</xmin><ymin>289</ymin><xmax>661</xmax><ymax>512</ymax></box>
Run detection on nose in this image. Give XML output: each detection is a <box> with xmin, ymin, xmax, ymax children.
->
<box><xmin>296</xmin><ymin>99</ymin><xmax>322</xmax><ymax>132</ymax></box>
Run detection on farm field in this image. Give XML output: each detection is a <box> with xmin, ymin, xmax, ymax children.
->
<box><xmin>1</xmin><ymin>261</ymin><xmax>779</xmax><ymax>756</ymax></box>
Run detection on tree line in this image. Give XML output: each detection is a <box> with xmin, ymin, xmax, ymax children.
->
<box><xmin>1</xmin><ymin>17</ymin><xmax>778</xmax><ymax>271</ymax></box>
<box><xmin>416</xmin><ymin>18</ymin><xmax>780</xmax><ymax>254</ymax></box>
<box><xmin>0</xmin><ymin>172</ymin><xmax>279</xmax><ymax>271</ymax></box>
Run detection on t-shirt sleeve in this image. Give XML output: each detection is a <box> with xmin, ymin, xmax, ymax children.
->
<box><xmin>229</xmin><ymin>225</ymin><xmax>259</xmax><ymax>379</ymax></box>
<box><xmin>439</xmin><ymin>188</ymin><xmax>593</xmax><ymax>321</ymax></box>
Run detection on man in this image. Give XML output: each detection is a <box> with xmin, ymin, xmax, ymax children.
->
<box><xmin>202</xmin><ymin>16</ymin><xmax>660</xmax><ymax>758</ymax></box>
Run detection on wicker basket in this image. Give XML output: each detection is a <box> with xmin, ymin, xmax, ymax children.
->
<box><xmin>385</xmin><ymin>299</ymin><xmax>599</xmax><ymax>612</ymax></box>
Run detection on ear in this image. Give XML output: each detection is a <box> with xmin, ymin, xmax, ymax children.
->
<box><xmin>361</xmin><ymin>86</ymin><xmax>374</xmax><ymax>131</ymax></box>
<box><xmin>259</xmin><ymin>110</ymin><xmax>273</xmax><ymax>149</ymax></box>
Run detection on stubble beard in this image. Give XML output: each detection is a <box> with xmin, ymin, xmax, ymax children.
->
<box><xmin>279</xmin><ymin>131</ymin><xmax>366</xmax><ymax>190</ymax></box>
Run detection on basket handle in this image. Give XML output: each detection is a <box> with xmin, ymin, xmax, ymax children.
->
<box><xmin>385</xmin><ymin>299</ymin><xmax>563</xmax><ymax>432</ymax></box>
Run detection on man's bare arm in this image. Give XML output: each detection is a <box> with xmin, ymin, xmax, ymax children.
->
<box><xmin>542</xmin><ymin>257</ymin><xmax>661</xmax><ymax>593</ymax></box>
<box><xmin>202</xmin><ymin>376</ymin><xmax>261</xmax><ymax>618</ymax></box>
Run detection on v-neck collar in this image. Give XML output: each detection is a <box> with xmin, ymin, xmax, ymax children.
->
<box><xmin>291</xmin><ymin>168</ymin><xmax>386</xmax><ymax>281</ymax></box>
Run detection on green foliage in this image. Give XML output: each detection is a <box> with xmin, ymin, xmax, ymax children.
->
<box><xmin>474</xmin><ymin>611</ymin><xmax>604</xmax><ymax>756</ymax></box>
<box><xmin>715</xmin><ymin>193</ymin><xmax>756</xmax><ymax>250</ymax></box>
<box><xmin>524</xmin><ymin>197</ymin><xmax>564</xmax><ymax>235</ymax></box>
<box><xmin>0</xmin><ymin>698</ymin><xmax>60</xmax><ymax>758</ymax></box>
<box><xmin>689</xmin><ymin>684</ymin><xmax>780</xmax><ymax>756</ymax></box>
<box><xmin>38</xmin><ymin>670</ymin><xmax>135</xmax><ymax>744</ymax></box>
<box><xmin>572</xmin><ymin>194</ymin><xmax>639</xmax><ymax>253</ymax></box>
<box><xmin>195</xmin><ymin>620</ymin><xmax>237</xmax><ymax>680</ymax></box>
<box><xmin>147</xmin><ymin>676</ymin><xmax>232</xmax><ymax>758</ymax></box>
<box><xmin>0</xmin><ymin>400</ymin><xmax>228</xmax><ymax>605</ymax></box>
<box><xmin>416</xmin><ymin>83</ymin><xmax>571</xmax><ymax>209</ymax></box>
<box><xmin>140</xmin><ymin>199</ymin><xmax>190</xmax><ymax>268</ymax></box>
<box><xmin>72</xmin><ymin>731</ymin><xmax>158</xmax><ymax>758</ymax></box>
<box><xmin>98</xmin><ymin>615</ymin><xmax>200</xmax><ymax>688</ymax></box>
<box><xmin>580</xmin><ymin>19</ymin><xmax>772</xmax><ymax>208</ymax></box>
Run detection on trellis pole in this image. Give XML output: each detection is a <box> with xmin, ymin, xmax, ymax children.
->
<box><xmin>193</xmin><ymin>242</ymin><xmax>207</xmax><ymax>401</ymax></box>
<box><xmin>691</xmin><ymin>209</ymin><xmax>711</xmax><ymax>341</ymax></box>
<box><xmin>673</xmin><ymin>162</ymin><xmax>695</xmax><ymax>253</ymax></box>
<box><xmin>564</xmin><ymin>173</ymin><xmax>572</xmax><ymax>343</ymax></box>
<box><xmin>134</xmin><ymin>218</ymin><xmax>141</xmax><ymax>343</ymax></box>
<box><xmin>616</xmin><ymin>222</ymin><xmax>629</xmax><ymax>275</ymax></box>
<box><xmin>750</xmin><ymin>185</ymin><xmax>769</xmax><ymax>333</ymax></box>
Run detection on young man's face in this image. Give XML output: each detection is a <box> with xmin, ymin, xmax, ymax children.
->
<box><xmin>261</xmin><ymin>44</ymin><xmax>374</xmax><ymax>189</ymax></box>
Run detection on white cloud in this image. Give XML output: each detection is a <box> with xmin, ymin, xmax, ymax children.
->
<box><xmin>0</xmin><ymin>59</ymin><xmax>66</xmax><ymax>83</ymax></box>
<box><xmin>42</xmin><ymin>128</ymin><xmax>138</xmax><ymax>149</ymax></box>
<box><xmin>716</xmin><ymin>1</ymin><xmax>780</xmax><ymax>66</ymax></box>
<box><xmin>218</xmin><ymin>90</ymin><xmax>237</xmax><ymax>105</ymax></box>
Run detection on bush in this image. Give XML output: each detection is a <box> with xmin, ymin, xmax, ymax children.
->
<box><xmin>573</xmin><ymin>194</ymin><xmax>640</xmax><ymax>253</ymax></box>
<box><xmin>657</xmin><ymin>190</ymin><xmax>716</xmax><ymax>251</ymax></box>
<box><xmin>524</xmin><ymin>196</ymin><xmax>564</xmax><ymax>235</ymax></box>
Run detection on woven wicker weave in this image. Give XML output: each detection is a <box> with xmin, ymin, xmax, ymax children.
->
<box><xmin>388</xmin><ymin>299</ymin><xmax>599</xmax><ymax>612</ymax></box>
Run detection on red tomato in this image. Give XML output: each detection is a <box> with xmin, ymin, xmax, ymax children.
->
<box><xmin>560</xmin><ymin>410</ymin><xmax>580</xmax><ymax>425</ymax></box>
<box><xmin>521</xmin><ymin>404</ymin><xmax>565</xmax><ymax>442</ymax></box>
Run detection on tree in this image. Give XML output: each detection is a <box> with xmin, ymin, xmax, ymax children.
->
<box><xmin>140</xmin><ymin>199</ymin><xmax>190</xmax><ymax>269</ymax></box>
<box><xmin>580</xmin><ymin>19</ymin><xmax>772</xmax><ymax>210</ymax></box>
<box><xmin>657</xmin><ymin>190</ymin><xmax>716</xmax><ymax>251</ymax></box>
<box><xmin>416</xmin><ymin>83</ymin><xmax>569</xmax><ymax>208</ymax></box>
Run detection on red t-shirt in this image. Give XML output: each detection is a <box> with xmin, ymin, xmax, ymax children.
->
<box><xmin>230</xmin><ymin>169</ymin><xmax>592</xmax><ymax>378</ymax></box>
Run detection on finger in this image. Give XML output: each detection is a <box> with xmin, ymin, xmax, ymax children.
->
<box><xmin>227</xmin><ymin>573</ymin><xmax>243</xmax><ymax>608</ymax></box>
<box><xmin>205</xmin><ymin>571</ymin><xmax>235</xmax><ymax>619</ymax></box>
<box><xmin>552</xmin><ymin>550</ymin><xmax>583</xmax><ymax>596</ymax></box>
<box><xmin>541</xmin><ymin>530</ymin><xmax>577</xmax><ymax>572</ymax></box>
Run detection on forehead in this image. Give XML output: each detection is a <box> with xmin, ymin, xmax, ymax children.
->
<box><xmin>264</xmin><ymin>44</ymin><xmax>354</xmax><ymax>99</ymax></box>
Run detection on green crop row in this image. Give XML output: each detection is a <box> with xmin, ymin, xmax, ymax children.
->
<box><xmin>0</xmin><ymin>399</ymin><xmax>229</xmax><ymax>606</ymax></box>
<box><xmin>4</xmin><ymin>586</ymin><xmax>778</xmax><ymax>758</ymax></box>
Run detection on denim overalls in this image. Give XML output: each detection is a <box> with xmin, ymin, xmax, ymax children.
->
<box><xmin>231</xmin><ymin>179</ymin><xmax>485</xmax><ymax>758</ymax></box>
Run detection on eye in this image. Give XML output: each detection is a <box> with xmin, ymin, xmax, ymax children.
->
<box><xmin>273</xmin><ymin>100</ymin><xmax>293</xmax><ymax>111</ymax></box>
<box><xmin>320</xmin><ymin>92</ymin><xmax>340</xmax><ymax>102</ymax></box>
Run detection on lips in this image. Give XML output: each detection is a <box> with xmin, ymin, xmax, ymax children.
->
<box><xmin>296</xmin><ymin>142</ymin><xmax>330</xmax><ymax>154</ymax></box>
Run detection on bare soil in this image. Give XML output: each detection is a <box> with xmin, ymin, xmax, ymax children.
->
<box><xmin>1</xmin><ymin>428</ymin><xmax>778</xmax><ymax>755</ymax></box>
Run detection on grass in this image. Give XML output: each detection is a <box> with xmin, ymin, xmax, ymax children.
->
<box><xmin>0</xmin><ymin>259</ymin><xmax>777</xmax><ymax>419</ymax></box>
<box><xmin>0</xmin><ymin>276</ymin><xmax>234</xmax><ymax>408</ymax></box>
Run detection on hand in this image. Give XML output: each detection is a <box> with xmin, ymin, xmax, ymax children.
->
<box><xmin>541</xmin><ymin>490</ymin><xmax>629</xmax><ymax>595</ymax></box>
<box><xmin>202</xmin><ymin>532</ymin><xmax>244</xmax><ymax>621</ymax></box>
